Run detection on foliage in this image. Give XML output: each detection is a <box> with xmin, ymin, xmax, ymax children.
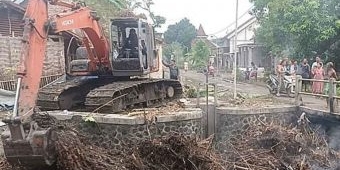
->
<box><xmin>236</xmin><ymin>68</ymin><xmax>247</xmax><ymax>82</ymax></box>
<box><xmin>164</xmin><ymin>18</ymin><xmax>197</xmax><ymax>49</ymax></box>
<box><xmin>129</xmin><ymin>0</ymin><xmax>166</xmax><ymax>27</ymax></box>
<box><xmin>251</xmin><ymin>0</ymin><xmax>340</xmax><ymax>60</ymax></box>
<box><xmin>0</xmin><ymin>67</ymin><xmax>16</xmax><ymax>81</ymax></box>
<box><xmin>78</xmin><ymin>0</ymin><xmax>124</xmax><ymax>32</ymax></box>
<box><xmin>183</xmin><ymin>85</ymin><xmax>198</xmax><ymax>98</ymax></box>
<box><xmin>190</xmin><ymin>40</ymin><xmax>210</xmax><ymax>68</ymax></box>
<box><xmin>78</xmin><ymin>0</ymin><xmax>166</xmax><ymax>34</ymax></box>
<box><xmin>163</xmin><ymin>42</ymin><xmax>185</xmax><ymax>67</ymax></box>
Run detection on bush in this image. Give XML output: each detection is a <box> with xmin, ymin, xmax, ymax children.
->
<box><xmin>236</xmin><ymin>68</ymin><xmax>245</xmax><ymax>82</ymax></box>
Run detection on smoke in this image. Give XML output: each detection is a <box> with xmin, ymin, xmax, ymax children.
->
<box><xmin>328</xmin><ymin>126</ymin><xmax>340</xmax><ymax>151</ymax></box>
<box><xmin>300</xmin><ymin>113</ymin><xmax>340</xmax><ymax>169</ymax></box>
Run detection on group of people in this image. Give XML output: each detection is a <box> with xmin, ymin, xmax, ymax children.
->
<box><xmin>276</xmin><ymin>56</ymin><xmax>338</xmax><ymax>97</ymax></box>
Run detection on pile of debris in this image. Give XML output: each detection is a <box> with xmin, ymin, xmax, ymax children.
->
<box><xmin>56</xmin><ymin>131</ymin><xmax>223</xmax><ymax>170</ymax></box>
<box><xmin>0</xmin><ymin>113</ymin><xmax>224</xmax><ymax>170</ymax></box>
<box><xmin>126</xmin><ymin>135</ymin><xmax>223</xmax><ymax>170</ymax></box>
<box><xmin>221</xmin><ymin>115</ymin><xmax>340</xmax><ymax>170</ymax></box>
<box><xmin>55</xmin><ymin>129</ymin><xmax>127</xmax><ymax>170</ymax></box>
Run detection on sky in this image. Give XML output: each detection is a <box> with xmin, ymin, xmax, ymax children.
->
<box><xmin>151</xmin><ymin>0</ymin><xmax>254</xmax><ymax>38</ymax></box>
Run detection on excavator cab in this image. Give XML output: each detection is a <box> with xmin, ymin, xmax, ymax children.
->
<box><xmin>110</xmin><ymin>18</ymin><xmax>159</xmax><ymax>76</ymax></box>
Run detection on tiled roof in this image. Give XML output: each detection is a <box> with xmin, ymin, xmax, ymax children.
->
<box><xmin>197</xmin><ymin>24</ymin><xmax>207</xmax><ymax>37</ymax></box>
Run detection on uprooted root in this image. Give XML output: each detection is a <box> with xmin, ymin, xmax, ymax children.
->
<box><xmin>222</xmin><ymin>118</ymin><xmax>340</xmax><ymax>170</ymax></box>
<box><xmin>126</xmin><ymin>135</ymin><xmax>224</xmax><ymax>170</ymax></box>
<box><xmin>55</xmin><ymin>129</ymin><xmax>127</xmax><ymax>170</ymax></box>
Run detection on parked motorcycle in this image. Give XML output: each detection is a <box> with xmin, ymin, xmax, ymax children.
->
<box><xmin>266</xmin><ymin>73</ymin><xmax>294</xmax><ymax>97</ymax></box>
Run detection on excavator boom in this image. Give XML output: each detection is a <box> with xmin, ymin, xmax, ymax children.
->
<box><xmin>1</xmin><ymin>0</ymin><xmax>183</xmax><ymax>168</ymax></box>
<box><xmin>0</xmin><ymin>0</ymin><xmax>91</xmax><ymax>167</ymax></box>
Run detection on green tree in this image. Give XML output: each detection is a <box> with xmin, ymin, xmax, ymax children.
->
<box><xmin>164</xmin><ymin>18</ymin><xmax>197</xmax><ymax>48</ymax></box>
<box><xmin>119</xmin><ymin>0</ymin><xmax>165</xmax><ymax>28</ymax></box>
<box><xmin>191</xmin><ymin>40</ymin><xmax>210</xmax><ymax>68</ymax></box>
<box><xmin>78</xmin><ymin>0</ymin><xmax>127</xmax><ymax>32</ymax></box>
<box><xmin>163</xmin><ymin>42</ymin><xmax>185</xmax><ymax>67</ymax></box>
<box><xmin>251</xmin><ymin>0</ymin><xmax>340</xmax><ymax>60</ymax></box>
<box><xmin>79</xmin><ymin>0</ymin><xmax>166</xmax><ymax>33</ymax></box>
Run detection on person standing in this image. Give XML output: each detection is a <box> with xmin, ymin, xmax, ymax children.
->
<box><xmin>311</xmin><ymin>62</ymin><xmax>324</xmax><ymax>94</ymax></box>
<box><xmin>290</xmin><ymin>60</ymin><xmax>298</xmax><ymax>75</ymax></box>
<box><xmin>300</xmin><ymin>58</ymin><xmax>311</xmax><ymax>92</ymax></box>
<box><xmin>162</xmin><ymin>59</ymin><xmax>179</xmax><ymax>80</ymax></box>
<box><xmin>276</xmin><ymin>60</ymin><xmax>286</xmax><ymax>96</ymax></box>
<box><xmin>250</xmin><ymin>62</ymin><xmax>258</xmax><ymax>81</ymax></box>
<box><xmin>312</xmin><ymin>56</ymin><xmax>323</xmax><ymax>69</ymax></box>
<box><xmin>324</xmin><ymin>62</ymin><xmax>337</xmax><ymax>108</ymax></box>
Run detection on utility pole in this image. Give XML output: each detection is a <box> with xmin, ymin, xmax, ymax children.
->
<box><xmin>233</xmin><ymin>0</ymin><xmax>239</xmax><ymax>99</ymax></box>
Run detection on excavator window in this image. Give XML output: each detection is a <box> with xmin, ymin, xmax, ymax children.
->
<box><xmin>110</xmin><ymin>18</ymin><xmax>157</xmax><ymax>75</ymax></box>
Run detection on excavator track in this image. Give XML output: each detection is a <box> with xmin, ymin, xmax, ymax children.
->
<box><xmin>37</xmin><ymin>78</ymin><xmax>183</xmax><ymax>113</ymax></box>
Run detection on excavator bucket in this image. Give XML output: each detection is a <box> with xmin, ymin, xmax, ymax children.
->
<box><xmin>1</xmin><ymin>121</ymin><xmax>57</xmax><ymax>168</ymax></box>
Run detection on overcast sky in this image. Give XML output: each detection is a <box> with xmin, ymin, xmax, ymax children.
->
<box><xmin>151</xmin><ymin>0</ymin><xmax>254</xmax><ymax>37</ymax></box>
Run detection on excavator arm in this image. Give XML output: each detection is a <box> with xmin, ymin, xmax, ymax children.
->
<box><xmin>1</xmin><ymin>0</ymin><xmax>111</xmax><ymax>167</ymax></box>
<box><xmin>47</xmin><ymin>5</ymin><xmax>111</xmax><ymax>74</ymax></box>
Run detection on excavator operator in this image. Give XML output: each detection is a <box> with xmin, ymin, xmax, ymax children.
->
<box><xmin>123</xmin><ymin>28</ymin><xmax>139</xmax><ymax>58</ymax></box>
<box><xmin>125</xmin><ymin>29</ymin><xmax>138</xmax><ymax>49</ymax></box>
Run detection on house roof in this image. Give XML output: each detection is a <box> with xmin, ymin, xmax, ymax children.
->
<box><xmin>0</xmin><ymin>0</ymin><xmax>25</xmax><ymax>13</ymax></box>
<box><xmin>192</xmin><ymin>37</ymin><xmax>218</xmax><ymax>49</ymax></box>
<box><xmin>224</xmin><ymin>16</ymin><xmax>256</xmax><ymax>39</ymax></box>
<box><xmin>197</xmin><ymin>24</ymin><xmax>207</xmax><ymax>37</ymax></box>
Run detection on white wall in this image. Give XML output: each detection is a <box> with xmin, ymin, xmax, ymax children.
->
<box><xmin>229</xmin><ymin>19</ymin><xmax>257</xmax><ymax>53</ymax></box>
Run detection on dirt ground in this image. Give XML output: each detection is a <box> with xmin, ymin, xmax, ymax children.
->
<box><xmin>181</xmin><ymin>70</ymin><xmax>269</xmax><ymax>97</ymax></box>
<box><xmin>181</xmin><ymin>70</ymin><xmax>340</xmax><ymax>112</ymax></box>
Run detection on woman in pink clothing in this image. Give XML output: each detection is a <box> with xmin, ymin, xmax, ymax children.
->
<box><xmin>312</xmin><ymin>62</ymin><xmax>324</xmax><ymax>94</ymax></box>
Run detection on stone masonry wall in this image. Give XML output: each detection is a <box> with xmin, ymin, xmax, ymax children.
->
<box><xmin>214</xmin><ymin>106</ymin><xmax>298</xmax><ymax>153</ymax></box>
<box><xmin>48</xmin><ymin>109</ymin><xmax>203</xmax><ymax>151</ymax></box>
<box><xmin>0</xmin><ymin>35</ymin><xmax>65</xmax><ymax>80</ymax></box>
<box><xmin>79</xmin><ymin>119</ymin><xmax>202</xmax><ymax>151</ymax></box>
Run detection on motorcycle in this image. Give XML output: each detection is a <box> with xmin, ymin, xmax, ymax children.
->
<box><xmin>266</xmin><ymin>73</ymin><xmax>294</xmax><ymax>97</ymax></box>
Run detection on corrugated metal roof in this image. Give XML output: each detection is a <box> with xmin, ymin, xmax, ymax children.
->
<box><xmin>0</xmin><ymin>1</ymin><xmax>26</xmax><ymax>36</ymax></box>
<box><xmin>0</xmin><ymin>1</ymin><xmax>25</xmax><ymax>13</ymax></box>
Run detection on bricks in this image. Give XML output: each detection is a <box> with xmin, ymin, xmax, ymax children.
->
<box><xmin>0</xmin><ymin>35</ymin><xmax>65</xmax><ymax>80</ymax></box>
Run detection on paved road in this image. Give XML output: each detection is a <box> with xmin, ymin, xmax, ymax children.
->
<box><xmin>181</xmin><ymin>70</ymin><xmax>339</xmax><ymax>113</ymax></box>
<box><xmin>181</xmin><ymin>70</ymin><xmax>269</xmax><ymax>96</ymax></box>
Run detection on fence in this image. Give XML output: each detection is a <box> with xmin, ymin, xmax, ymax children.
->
<box><xmin>295</xmin><ymin>75</ymin><xmax>339</xmax><ymax>113</ymax></box>
<box><xmin>0</xmin><ymin>74</ymin><xmax>62</xmax><ymax>91</ymax></box>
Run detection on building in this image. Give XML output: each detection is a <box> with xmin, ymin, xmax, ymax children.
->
<box><xmin>222</xmin><ymin>17</ymin><xmax>268</xmax><ymax>69</ymax></box>
<box><xmin>191</xmin><ymin>24</ymin><xmax>224</xmax><ymax>68</ymax></box>
<box><xmin>0</xmin><ymin>1</ymin><xmax>68</xmax><ymax>80</ymax></box>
